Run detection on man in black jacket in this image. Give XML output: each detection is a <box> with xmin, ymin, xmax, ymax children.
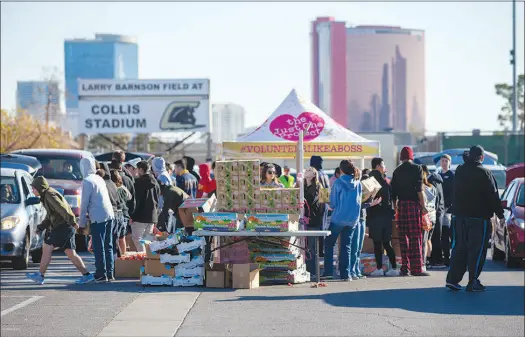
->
<box><xmin>131</xmin><ymin>161</ymin><xmax>160</xmax><ymax>252</ymax></box>
<box><xmin>446</xmin><ymin>146</ymin><xmax>504</xmax><ymax>292</ymax></box>
<box><xmin>367</xmin><ymin>158</ymin><xmax>398</xmax><ymax>277</ymax></box>
<box><xmin>158</xmin><ymin>184</ymin><xmax>189</xmax><ymax>234</ymax></box>
<box><xmin>439</xmin><ymin>154</ymin><xmax>455</xmax><ymax>266</ymax></box>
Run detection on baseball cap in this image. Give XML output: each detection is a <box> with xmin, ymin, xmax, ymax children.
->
<box><xmin>469</xmin><ymin>145</ymin><xmax>484</xmax><ymax>159</ymax></box>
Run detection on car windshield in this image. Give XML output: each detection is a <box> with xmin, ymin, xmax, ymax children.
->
<box><xmin>0</xmin><ymin>176</ymin><xmax>21</xmax><ymax>204</ymax></box>
<box><xmin>516</xmin><ymin>184</ymin><xmax>525</xmax><ymax>207</ymax></box>
<box><xmin>29</xmin><ymin>154</ymin><xmax>83</xmax><ymax>181</ymax></box>
<box><xmin>492</xmin><ymin>170</ymin><xmax>506</xmax><ymax>191</ymax></box>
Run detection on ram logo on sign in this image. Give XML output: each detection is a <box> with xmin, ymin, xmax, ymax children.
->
<box><xmin>77</xmin><ymin>79</ymin><xmax>210</xmax><ymax>135</ymax></box>
<box><xmin>160</xmin><ymin>101</ymin><xmax>205</xmax><ymax>131</ymax></box>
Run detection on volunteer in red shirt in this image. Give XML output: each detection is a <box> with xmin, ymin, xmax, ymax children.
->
<box><xmin>197</xmin><ymin>164</ymin><xmax>216</xmax><ymax>198</ymax></box>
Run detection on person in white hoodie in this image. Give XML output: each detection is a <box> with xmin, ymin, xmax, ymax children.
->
<box><xmin>79</xmin><ymin>157</ymin><xmax>115</xmax><ymax>283</ymax></box>
<box><xmin>151</xmin><ymin>157</ymin><xmax>174</xmax><ymax>210</ymax></box>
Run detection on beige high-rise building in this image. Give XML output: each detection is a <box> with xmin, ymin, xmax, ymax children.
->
<box><xmin>312</xmin><ymin>19</ymin><xmax>426</xmax><ymax>133</ymax></box>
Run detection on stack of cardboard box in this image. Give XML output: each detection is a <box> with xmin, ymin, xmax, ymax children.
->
<box><xmin>140</xmin><ymin>231</ymin><xmax>206</xmax><ymax>287</ymax></box>
<box><xmin>214</xmin><ymin>160</ymin><xmax>301</xmax><ymax>215</ymax></box>
<box><xmin>248</xmin><ymin>237</ymin><xmax>310</xmax><ymax>284</ymax></box>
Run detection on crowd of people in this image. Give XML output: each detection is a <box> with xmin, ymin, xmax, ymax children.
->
<box><xmin>26</xmin><ymin>145</ymin><xmax>504</xmax><ymax>291</ymax></box>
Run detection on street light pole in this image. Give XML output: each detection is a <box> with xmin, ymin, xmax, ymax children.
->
<box><xmin>511</xmin><ymin>0</ymin><xmax>517</xmax><ymax>133</ymax></box>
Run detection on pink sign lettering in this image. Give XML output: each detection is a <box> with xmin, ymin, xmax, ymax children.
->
<box><xmin>269</xmin><ymin>112</ymin><xmax>325</xmax><ymax>141</ymax></box>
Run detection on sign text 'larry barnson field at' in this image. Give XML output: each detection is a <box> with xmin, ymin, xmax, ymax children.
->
<box><xmin>77</xmin><ymin>79</ymin><xmax>211</xmax><ymax>135</ymax></box>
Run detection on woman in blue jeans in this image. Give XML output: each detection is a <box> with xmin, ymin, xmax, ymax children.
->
<box><xmin>322</xmin><ymin>160</ymin><xmax>363</xmax><ymax>281</ymax></box>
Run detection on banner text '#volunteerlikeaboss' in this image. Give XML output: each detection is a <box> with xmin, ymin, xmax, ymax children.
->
<box><xmin>239</xmin><ymin>144</ymin><xmax>364</xmax><ymax>154</ymax></box>
<box><xmin>84</xmin><ymin>104</ymin><xmax>147</xmax><ymax>129</ymax></box>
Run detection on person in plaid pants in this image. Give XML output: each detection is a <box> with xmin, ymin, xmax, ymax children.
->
<box><xmin>390</xmin><ymin>147</ymin><xmax>430</xmax><ymax>277</ymax></box>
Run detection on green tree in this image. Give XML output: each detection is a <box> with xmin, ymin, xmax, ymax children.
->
<box><xmin>495</xmin><ymin>74</ymin><xmax>525</xmax><ymax>131</ymax></box>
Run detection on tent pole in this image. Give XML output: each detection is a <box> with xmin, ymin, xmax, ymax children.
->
<box><xmin>361</xmin><ymin>157</ymin><xmax>365</xmax><ymax>172</ymax></box>
<box><xmin>298</xmin><ymin>130</ymin><xmax>305</xmax><ymax>224</ymax></box>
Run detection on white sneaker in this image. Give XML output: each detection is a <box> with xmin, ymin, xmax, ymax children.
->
<box><xmin>370</xmin><ymin>269</ymin><xmax>385</xmax><ymax>277</ymax></box>
<box><xmin>422</xmin><ymin>265</ymin><xmax>427</xmax><ymax>272</ymax></box>
<box><xmin>385</xmin><ymin>269</ymin><xmax>400</xmax><ymax>277</ymax></box>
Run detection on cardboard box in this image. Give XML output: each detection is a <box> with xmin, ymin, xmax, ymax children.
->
<box><xmin>246</xmin><ymin>213</ymin><xmax>298</xmax><ymax>232</ymax></box>
<box><xmin>236</xmin><ymin>160</ymin><xmax>260</xmax><ymax>178</ymax></box>
<box><xmin>176</xmin><ymin>238</ymin><xmax>206</xmax><ymax>254</ymax></box>
<box><xmin>217</xmin><ymin>194</ymin><xmax>235</xmax><ymax>211</ymax></box>
<box><xmin>215</xmin><ymin>161</ymin><xmax>238</xmax><ymax>178</ymax></box>
<box><xmin>205</xmin><ymin>263</ymin><xmax>232</xmax><ymax>288</ymax></box>
<box><xmin>175</xmin><ymin>256</ymin><xmax>205</xmax><ymax>271</ymax></box>
<box><xmin>180</xmin><ymin>196</ymin><xmax>217</xmax><ymax>213</ymax></box>
<box><xmin>115</xmin><ymin>259</ymin><xmax>144</xmax><ymax>278</ymax></box>
<box><xmin>259</xmin><ymin>269</ymin><xmax>310</xmax><ymax>284</ymax></box>
<box><xmin>144</xmin><ymin>259</ymin><xmax>176</xmax><ymax>277</ymax></box>
<box><xmin>361</xmin><ymin>176</ymin><xmax>382</xmax><ymax>202</ymax></box>
<box><xmin>260</xmin><ymin>189</ymin><xmax>279</xmax><ymax>209</ymax></box>
<box><xmin>160</xmin><ymin>252</ymin><xmax>191</xmax><ymax>264</ymax></box>
<box><xmin>281</xmin><ymin>188</ymin><xmax>300</xmax><ymax>207</ymax></box>
<box><xmin>173</xmin><ymin>275</ymin><xmax>204</xmax><ymax>287</ymax></box>
<box><xmin>194</xmin><ymin>212</ymin><xmax>243</xmax><ymax>232</ymax></box>
<box><xmin>232</xmin><ymin>263</ymin><xmax>260</xmax><ymax>289</ymax></box>
<box><xmin>177</xmin><ymin>266</ymin><xmax>205</xmax><ymax>277</ymax></box>
<box><xmin>319</xmin><ymin>187</ymin><xmax>330</xmax><ymax>204</ymax></box>
<box><xmin>145</xmin><ymin>245</ymin><xmax>160</xmax><ymax>260</ymax></box>
<box><xmin>392</xmin><ymin>220</ymin><xmax>399</xmax><ymax>240</ymax></box>
<box><xmin>141</xmin><ymin>274</ymin><xmax>172</xmax><ymax>286</ymax></box>
<box><xmin>149</xmin><ymin>234</ymin><xmax>180</xmax><ymax>252</ymax></box>
<box><xmin>362</xmin><ymin>237</ymin><xmax>375</xmax><ymax>254</ymax></box>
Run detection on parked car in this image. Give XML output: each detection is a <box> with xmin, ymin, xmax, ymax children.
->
<box><xmin>491</xmin><ymin>177</ymin><xmax>525</xmax><ymax>268</ymax></box>
<box><xmin>11</xmin><ymin>149</ymin><xmax>95</xmax><ymax>251</ymax></box>
<box><xmin>506</xmin><ymin>163</ymin><xmax>525</xmax><ymax>186</ymax></box>
<box><xmin>94</xmin><ymin>151</ymin><xmax>154</xmax><ymax>163</ymax></box>
<box><xmin>0</xmin><ymin>167</ymin><xmax>45</xmax><ymax>269</ymax></box>
<box><xmin>414</xmin><ymin>152</ymin><xmax>437</xmax><ymax>173</ymax></box>
<box><xmin>1</xmin><ymin>154</ymin><xmax>42</xmax><ymax>176</ymax></box>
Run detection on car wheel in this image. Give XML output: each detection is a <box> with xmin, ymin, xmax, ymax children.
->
<box><xmin>12</xmin><ymin>233</ymin><xmax>29</xmax><ymax>270</ymax></box>
<box><xmin>491</xmin><ymin>234</ymin><xmax>505</xmax><ymax>261</ymax></box>
<box><xmin>505</xmin><ymin>233</ymin><xmax>519</xmax><ymax>269</ymax></box>
<box><xmin>31</xmin><ymin>247</ymin><xmax>43</xmax><ymax>263</ymax></box>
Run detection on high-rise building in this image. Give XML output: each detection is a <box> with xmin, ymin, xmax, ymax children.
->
<box><xmin>311</xmin><ymin>17</ymin><xmax>348</xmax><ymax>127</ymax></box>
<box><xmin>64</xmin><ymin>34</ymin><xmax>138</xmax><ymax>111</ymax></box>
<box><xmin>212</xmin><ymin>103</ymin><xmax>246</xmax><ymax>143</ymax></box>
<box><xmin>311</xmin><ymin>18</ymin><xmax>426</xmax><ymax>133</ymax></box>
<box><xmin>16</xmin><ymin>81</ymin><xmax>60</xmax><ymax>122</ymax></box>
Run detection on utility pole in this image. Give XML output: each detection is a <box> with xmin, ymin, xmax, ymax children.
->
<box><xmin>511</xmin><ymin>0</ymin><xmax>517</xmax><ymax>133</ymax></box>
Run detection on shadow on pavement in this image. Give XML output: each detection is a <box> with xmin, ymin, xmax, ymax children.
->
<box><xmin>217</xmin><ymin>286</ymin><xmax>525</xmax><ymax>316</ymax></box>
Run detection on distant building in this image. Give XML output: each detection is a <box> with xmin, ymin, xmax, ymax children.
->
<box><xmin>16</xmin><ymin>81</ymin><xmax>60</xmax><ymax>122</ymax></box>
<box><xmin>64</xmin><ymin>34</ymin><xmax>138</xmax><ymax>111</ymax></box>
<box><xmin>212</xmin><ymin>104</ymin><xmax>246</xmax><ymax>143</ymax></box>
<box><xmin>311</xmin><ymin>17</ymin><xmax>426</xmax><ymax>133</ymax></box>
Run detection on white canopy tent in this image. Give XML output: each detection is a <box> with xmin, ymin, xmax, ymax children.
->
<box><xmin>222</xmin><ymin>89</ymin><xmax>380</xmax><ymax>160</ymax></box>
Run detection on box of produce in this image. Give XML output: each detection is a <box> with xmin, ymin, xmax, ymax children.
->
<box><xmin>260</xmin><ymin>189</ymin><xmax>281</xmax><ymax>209</ymax></box>
<box><xmin>238</xmin><ymin>177</ymin><xmax>258</xmax><ymax>193</ymax></box>
<box><xmin>246</xmin><ymin>213</ymin><xmax>296</xmax><ymax>232</ymax></box>
<box><xmin>259</xmin><ymin>269</ymin><xmax>310</xmax><ymax>284</ymax></box>
<box><xmin>148</xmin><ymin>234</ymin><xmax>180</xmax><ymax>252</ymax></box>
<box><xmin>173</xmin><ymin>275</ymin><xmax>204</xmax><ymax>287</ymax></box>
<box><xmin>176</xmin><ymin>237</ymin><xmax>206</xmax><ymax>254</ymax></box>
<box><xmin>141</xmin><ymin>274</ymin><xmax>172</xmax><ymax>286</ymax></box>
<box><xmin>214</xmin><ymin>161</ymin><xmax>238</xmax><ymax>179</ymax></box>
<box><xmin>159</xmin><ymin>252</ymin><xmax>191</xmax><ymax>264</ymax></box>
<box><xmin>281</xmin><ymin>188</ymin><xmax>300</xmax><ymax>207</ymax></box>
<box><xmin>177</xmin><ymin>266</ymin><xmax>205</xmax><ymax>278</ymax></box>
<box><xmin>175</xmin><ymin>256</ymin><xmax>205</xmax><ymax>271</ymax></box>
<box><xmin>236</xmin><ymin>160</ymin><xmax>260</xmax><ymax>178</ymax></box>
<box><xmin>144</xmin><ymin>259</ymin><xmax>176</xmax><ymax>277</ymax></box>
<box><xmin>193</xmin><ymin>212</ymin><xmax>243</xmax><ymax>232</ymax></box>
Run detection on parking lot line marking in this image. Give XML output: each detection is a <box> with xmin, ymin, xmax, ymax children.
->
<box><xmin>1</xmin><ymin>296</ymin><xmax>43</xmax><ymax>317</ymax></box>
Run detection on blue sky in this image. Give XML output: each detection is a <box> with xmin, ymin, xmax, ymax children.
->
<box><xmin>1</xmin><ymin>1</ymin><xmax>524</xmax><ymax>133</ymax></box>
